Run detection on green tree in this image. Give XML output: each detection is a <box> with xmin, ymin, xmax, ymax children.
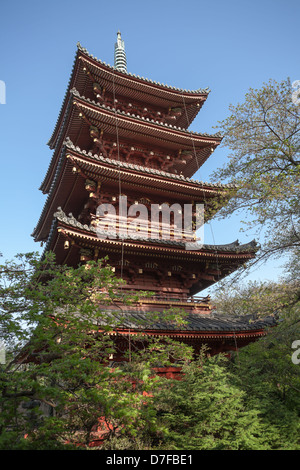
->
<box><xmin>153</xmin><ymin>351</ymin><xmax>269</xmax><ymax>450</ymax></box>
<box><xmin>210</xmin><ymin>277</ymin><xmax>300</xmax><ymax>449</ymax></box>
<box><xmin>229</xmin><ymin>312</ymin><xmax>300</xmax><ymax>450</ymax></box>
<box><xmin>0</xmin><ymin>252</ymin><xmax>191</xmax><ymax>450</ymax></box>
<box><xmin>153</xmin><ymin>337</ymin><xmax>300</xmax><ymax>450</ymax></box>
<box><xmin>211</xmin><ymin>279</ymin><xmax>299</xmax><ymax>317</ymax></box>
<box><xmin>212</xmin><ymin>78</ymin><xmax>300</xmax><ymax>276</ymax></box>
<box><xmin>2</xmin><ymin>251</ymin><xmax>299</xmax><ymax>451</ymax></box>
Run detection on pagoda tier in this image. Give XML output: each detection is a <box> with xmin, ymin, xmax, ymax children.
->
<box><xmin>98</xmin><ymin>312</ymin><xmax>276</xmax><ymax>360</ymax></box>
<box><xmin>41</xmin><ymin>88</ymin><xmax>222</xmax><ymax>194</ymax></box>
<box><xmin>38</xmin><ymin>211</ymin><xmax>274</xmax><ymax>358</ymax></box>
<box><xmin>32</xmin><ymin>140</ymin><xmax>233</xmax><ymax>243</ymax></box>
<box><xmin>48</xmin><ymin>43</ymin><xmax>211</xmax><ymax>153</ymax></box>
<box><xmin>41</xmin><ymin>207</ymin><xmax>257</xmax><ymax>301</ymax></box>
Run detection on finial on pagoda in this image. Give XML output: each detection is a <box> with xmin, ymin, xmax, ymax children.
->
<box><xmin>114</xmin><ymin>31</ymin><xmax>127</xmax><ymax>73</ymax></box>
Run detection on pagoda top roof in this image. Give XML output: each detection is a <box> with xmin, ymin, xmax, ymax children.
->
<box><xmin>77</xmin><ymin>42</ymin><xmax>211</xmax><ymax>96</ymax></box>
<box><xmin>48</xmin><ymin>43</ymin><xmax>212</xmax><ymax>150</ymax></box>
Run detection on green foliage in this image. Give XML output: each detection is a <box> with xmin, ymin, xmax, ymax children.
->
<box><xmin>152</xmin><ymin>334</ymin><xmax>300</xmax><ymax>450</ymax></box>
<box><xmin>153</xmin><ymin>351</ymin><xmax>267</xmax><ymax>450</ymax></box>
<box><xmin>1</xmin><ymin>251</ymin><xmax>299</xmax><ymax>450</ymax></box>
<box><xmin>212</xmin><ymin>78</ymin><xmax>300</xmax><ymax>272</ymax></box>
<box><xmin>0</xmin><ymin>251</ymin><xmax>191</xmax><ymax>449</ymax></box>
<box><xmin>212</xmin><ymin>279</ymin><xmax>299</xmax><ymax>317</ymax></box>
<box><xmin>211</xmin><ymin>278</ymin><xmax>300</xmax><ymax>449</ymax></box>
<box><xmin>230</xmin><ymin>314</ymin><xmax>300</xmax><ymax>450</ymax></box>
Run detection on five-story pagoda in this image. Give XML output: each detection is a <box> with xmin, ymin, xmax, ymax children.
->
<box><xmin>32</xmin><ymin>33</ymin><xmax>275</xmax><ymax>360</ymax></box>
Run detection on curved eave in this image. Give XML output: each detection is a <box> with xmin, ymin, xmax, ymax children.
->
<box><xmin>72</xmin><ymin>90</ymin><xmax>222</xmax><ymax>146</ymax></box>
<box><xmin>42</xmin><ymin>92</ymin><xmax>222</xmax><ymax>193</ymax></box>
<box><xmin>112</xmin><ymin>327</ymin><xmax>272</xmax><ymax>340</ymax></box>
<box><xmin>78</xmin><ymin>54</ymin><xmax>208</xmax><ymax>129</ymax></box>
<box><xmin>58</xmin><ymin>228</ymin><xmax>256</xmax><ymax>261</ymax></box>
<box><xmin>89</xmin><ymin>309</ymin><xmax>276</xmax><ymax>337</ymax></box>
<box><xmin>76</xmin><ymin>43</ymin><xmax>210</xmax><ymax>97</ymax></box>
<box><xmin>48</xmin><ymin>48</ymin><xmax>82</xmax><ymax>150</ymax></box>
<box><xmin>34</xmin><ymin>143</ymin><xmax>232</xmax><ymax>243</ymax></box>
<box><xmin>48</xmin><ymin>44</ymin><xmax>211</xmax><ymax>150</ymax></box>
<box><xmin>42</xmin><ymin>211</ymin><xmax>256</xmax><ymax>294</ymax></box>
<box><xmin>67</xmin><ymin>147</ymin><xmax>230</xmax><ymax>197</ymax></box>
<box><xmin>51</xmin><ymin>211</ymin><xmax>257</xmax><ymax>261</ymax></box>
<box><xmin>32</xmin><ymin>152</ymin><xmax>86</xmax><ymax>242</ymax></box>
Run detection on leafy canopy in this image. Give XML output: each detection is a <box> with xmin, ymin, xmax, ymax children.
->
<box><xmin>212</xmin><ymin>78</ymin><xmax>300</xmax><ymax>273</ymax></box>
<box><xmin>0</xmin><ymin>251</ymin><xmax>191</xmax><ymax>449</ymax></box>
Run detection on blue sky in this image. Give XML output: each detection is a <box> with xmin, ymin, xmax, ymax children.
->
<box><xmin>0</xmin><ymin>0</ymin><xmax>299</xmax><ymax>290</ymax></box>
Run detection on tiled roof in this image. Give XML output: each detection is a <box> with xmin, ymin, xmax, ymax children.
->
<box><xmin>32</xmin><ymin>138</ymin><xmax>234</xmax><ymax>242</ymax></box>
<box><xmin>77</xmin><ymin>42</ymin><xmax>211</xmax><ymax>95</ymax></box>
<box><xmin>90</xmin><ymin>308</ymin><xmax>277</xmax><ymax>334</ymax></box>
<box><xmin>43</xmin><ymin>88</ymin><xmax>223</xmax><ymax>192</ymax></box>
<box><xmin>53</xmin><ymin>207</ymin><xmax>257</xmax><ymax>254</ymax></box>
<box><xmin>48</xmin><ymin>44</ymin><xmax>213</xmax><ymax>151</ymax></box>
<box><xmin>70</xmin><ymin>87</ymin><xmax>223</xmax><ymax>139</ymax></box>
<box><xmin>64</xmin><ymin>138</ymin><xmax>233</xmax><ymax>189</ymax></box>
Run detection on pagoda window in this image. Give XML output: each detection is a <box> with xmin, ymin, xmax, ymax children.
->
<box><xmin>172</xmin><ymin>265</ymin><xmax>183</xmax><ymax>272</ymax></box>
<box><xmin>145</xmin><ymin>262</ymin><xmax>158</xmax><ymax>269</ymax></box>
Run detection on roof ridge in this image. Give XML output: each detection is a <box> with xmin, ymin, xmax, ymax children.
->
<box><xmin>63</xmin><ymin>138</ymin><xmax>233</xmax><ymax>189</ymax></box>
<box><xmin>54</xmin><ymin>207</ymin><xmax>257</xmax><ymax>253</ymax></box>
<box><xmin>70</xmin><ymin>87</ymin><xmax>223</xmax><ymax>139</ymax></box>
<box><xmin>76</xmin><ymin>42</ymin><xmax>211</xmax><ymax>95</ymax></box>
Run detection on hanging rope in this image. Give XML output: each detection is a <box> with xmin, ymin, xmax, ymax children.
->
<box><xmin>112</xmin><ymin>66</ymin><xmax>132</xmax><ymax>361</ymax></box>
<box><xmin>181</xmin><ymin>94</ymin><xmax>221</xmax><ymax>283</ymax></box>
<box><xmin>112</xmin><ymin>68</ymin><xmax>125</xmax><ymax>283</ymax></box>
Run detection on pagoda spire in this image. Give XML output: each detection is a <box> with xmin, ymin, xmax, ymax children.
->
<box><xmin>114</xmin><ymin>30</ymin><xmax>127</xmax><ymax>73</ymax></box>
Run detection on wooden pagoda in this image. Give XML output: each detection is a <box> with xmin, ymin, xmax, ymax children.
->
<box><xmin>32</xmin><ymin>33</ymin><xmax>275</xmax><ymax>365</ymax></box>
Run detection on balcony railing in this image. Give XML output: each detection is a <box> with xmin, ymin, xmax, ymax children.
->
<box><xmin>114</xmin><ymin>291</ymin><xmax>211</xmax><ymax>304</ymax></box>
<box><xmin>137</xmin><ymin>295</ymin><xmax>211</xmax><ymax>304</ymax></box>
